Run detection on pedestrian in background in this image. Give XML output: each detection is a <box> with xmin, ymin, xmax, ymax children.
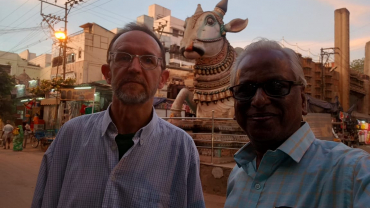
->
<box><xmin>23</xmin><ymin>122</ymin><xmax>31</xmax><ymax>148</ymax></box>
<box><xmin>13</xmin><ymin>125</ymin><xmax>23</xmax><ymax>151</ymax></box>
<box><xmin>1</xmin><ymin>120</ymin><xmax>13</xmax><ymax>149</ymax></box>
<box><xmin>225</xmin><ymin>39</ymin><xmax>370</xmax><ymax>207</ymax></box>
<box><xmin>32</xmin><ymin>23</ymin><xmax>205</xmax><ymax>208</ymax></box>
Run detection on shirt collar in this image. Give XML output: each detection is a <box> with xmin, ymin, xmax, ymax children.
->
<box><xmin>101</xmin><ymin>104</ymin><xmax>158</xmax><ymax>145</ymax></box>
<box><xmin>101</xmin><ymin>104</ymin><xmax>113</xmax><ymax>137</ymax></box>
<box><xmin>277</xmin><ymin>122</ymin><xmax>315</xmax><ymax>163</ymax></box>
<box><xmin>234</xmin><ymin>122</ymin><xmax>315</xmax><ymax>167</ymax></box>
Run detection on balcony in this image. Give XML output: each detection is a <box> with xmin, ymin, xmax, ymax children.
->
<box><xmin>303</xmin><ymin>68</ymin><xmax>312</xmax><ymax>77</ymax></box>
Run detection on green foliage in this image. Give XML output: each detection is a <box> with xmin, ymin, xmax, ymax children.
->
<box><xmin>0</xmin><ymin>70</ymin><xmax>16</xmax><ymax>121</ymax></box>
<box><xmin>29</xmin><ymin>77</ymin><xmax>76</xmax><ymax>96</ymax></box>
<box><xmin>350</xmin><ymin>58</ymin><xmax>364</xmax><ymax>73</ymax></box>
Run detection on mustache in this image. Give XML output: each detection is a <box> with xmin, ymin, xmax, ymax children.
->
<box><xmin>117</xmin><ymin>77</ymin><xmax>146</xmax><ymax>88</ymax></box>
<box><xmin>180</xmin><ymin>46</ymin><xmax>205</xmax><ymax>56</ymax></box>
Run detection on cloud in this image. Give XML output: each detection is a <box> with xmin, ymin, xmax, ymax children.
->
<box><xmin>317</xmin><ymin>0</ymin><xmax>370</xmax><ymax>25</ymax></box>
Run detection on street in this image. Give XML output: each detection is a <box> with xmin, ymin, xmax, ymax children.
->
<box><xmin>0</xmin><ymin>143</ymin><xmax>225</xmax><ymax>208</ymax></box>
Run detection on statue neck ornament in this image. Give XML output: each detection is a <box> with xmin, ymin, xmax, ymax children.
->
<box><xmin>194</xmin><ymin>39</ymin><xmax>234</xmax><ymax>76</ymax></box>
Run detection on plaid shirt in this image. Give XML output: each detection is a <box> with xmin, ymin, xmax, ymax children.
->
<box><xmin>32</xmin><ymin>106</ymin><xmax>205</xmax><ymax>208</ymax></box>
<box><xmin>225</xmin><ymin>122</ymin><xmax>370</xmax><ymax>208</ymax></box>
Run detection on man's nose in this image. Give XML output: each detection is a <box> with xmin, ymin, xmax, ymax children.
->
<box><xmin>250</xmin><ymin>88</ymin><xmax>271</xmax><ymax>108</ymax></box>
<box><xmin>127</xmin><ymin>56</ymin><xmax>142</xmax><ymax>72</ymax></box>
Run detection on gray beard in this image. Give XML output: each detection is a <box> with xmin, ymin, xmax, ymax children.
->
<box><xmin>113</xmin><ymin>82</ymin><xmax>158</xmax><ymax>105</ymax></box>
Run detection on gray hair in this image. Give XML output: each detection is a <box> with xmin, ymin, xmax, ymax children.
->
<box><xmin>230</xmin><ymin>38</ymin><xmax>307</xmax><ymax>87</ymax></box>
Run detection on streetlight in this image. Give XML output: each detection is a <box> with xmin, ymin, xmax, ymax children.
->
<box><xmin>55</xmin><ymin>31</ymin><xmax>66</xmax><ymax>40</ymax></box>
<box><xmin>55</xmin><ymin>30</ymin><xmax>67</xmax><ymax>80</ymax></box>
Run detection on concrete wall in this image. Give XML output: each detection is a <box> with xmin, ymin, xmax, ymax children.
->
<box><xmin>334</xmin><ymin>8</ymin><xmax>350</xmax><ymax>111</ymax></box>
<box><xmin>200</xmin><ymin>164</ymin><xmax>233</xmax><ymax>196</ymax></box>
<box><xmin>149</xmin><ymin>4</ymin><xmax>171</xmax><ymax>20</ymax></box>
<box><xmin>29</xmin><ymin>54</ymin><xmax>51</xmax><ymax>68</ymax></box>
<box><xmin>19</xmin><ymin>50</ymin><xmax>36</xmax><ymax>61</ymax></box>
<box><xmin>137</xmin><ymin>15</ymin><xmax>154</xmax><ymax>29</ymax></box>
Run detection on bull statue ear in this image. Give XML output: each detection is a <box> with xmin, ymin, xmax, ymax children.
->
<box><xmin>224</xmin><ymin>18</ymin><xmax>249</xmax><ymax>33</ymax></box>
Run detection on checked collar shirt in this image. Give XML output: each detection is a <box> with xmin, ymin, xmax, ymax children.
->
<box><xmin>225</xmin><ymin>122</ymin><xmax>370</xmax><ymax>208</ymax></box>
<box><xmin>32</xmin><ymin>106</ymin><xmax>205</xmax><ymax>208</ymax></box>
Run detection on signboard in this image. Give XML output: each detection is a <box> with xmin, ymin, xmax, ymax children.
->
<box><xmin>28</xmin><ymin>80</ymin><xmax>38</xmax><ymax>89</ymax></box>
<box><xmin>60</xmin><ymin>88</ymin><xmax>95</xmax><ymax>101</ymax></box>
<box><xmin>50</xmin><ymin>72</ymin><xmax>76</xmax><ymax>80</ymax></box>
<box><xmin>15</xmin><ymin>84</ymin><xmax>25</xmax><ymax>98</ymax></box>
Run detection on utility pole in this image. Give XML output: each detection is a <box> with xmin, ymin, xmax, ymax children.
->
<box><xmin>154</xmin><ymin>21</ymin><xmax>168</xmax><ymax>39</ymax></box>
<box><xmin>320</xmin><ymin>47</ymin><xmax>339</xmax><ymax>101</ymax></box>
<box><xmin>39</xmin><ymin>0</ymin><xmax>83</xmax><ymax>80</ymax></box>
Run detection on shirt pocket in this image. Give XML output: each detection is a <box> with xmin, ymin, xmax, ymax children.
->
<box><xmin>131</xmin><ymin>187</ymin><xmax>171</xmax><ymax>208</ymax></box>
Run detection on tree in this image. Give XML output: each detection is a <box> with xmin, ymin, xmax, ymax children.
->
<box><xmin>350</xmin><ymin>58</ymin><xmax>364</xmax><ymax>73</ymax></box>
<box><xmin>0</xmin><ymin>69</ymin><xmax>16</xmax><ymax>121</ymax></box>
<box><xmin>28</xmin><ymin>77</ymin><xmax>76</xmax><ymax>96</ymax></box>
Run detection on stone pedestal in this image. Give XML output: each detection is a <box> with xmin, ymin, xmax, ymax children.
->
<box><xmin>168</xmin><ymin>119</ymin><xmax>249</xmax><ymax>163</ymax></box>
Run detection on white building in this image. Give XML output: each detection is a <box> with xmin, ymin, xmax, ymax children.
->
<box><xmin>0</xmin><ymin>50</ymin><xmax>42</xmax><ymax>79</ymax></box>
<box><xmin>50</xmin><ymin>23</ymin><xmax>115</xmax><ymax>84</ymax></box>
<box><xmin>136</xmin><ymin>4</ymin><xmax>195</xmax><ymax>99</ymax></box>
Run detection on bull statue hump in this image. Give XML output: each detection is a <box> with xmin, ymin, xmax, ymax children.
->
<box><xmin>170</xmin><ymin>0</ymin><xmax>248</xmax><ymax>118</ymax></box>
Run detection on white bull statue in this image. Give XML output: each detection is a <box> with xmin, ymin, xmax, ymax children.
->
<box><xmin>170</xmin><ymin>0</ymin><xmax>248</xmax><ymax>118</ymax></box>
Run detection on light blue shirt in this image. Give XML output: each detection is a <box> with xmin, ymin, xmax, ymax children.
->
<box><xmin>225</xmin><ymin>122</ymin><xmax>370</xmax><ymax>208</ymax></box>
<box><xmin>32</xmin><ymin>107</ymin><xmax>205</xmax><ymax>208</ymax></box>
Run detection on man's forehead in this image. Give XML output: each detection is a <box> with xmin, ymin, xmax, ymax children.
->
<box><xmin>112</xmin><ymin>31</ymin><xmax>161</xmax><ymax>53</ymax></box>
<box><xmin>236</xmin><ymin>49</ymin><xmax>293</xmax><ymax>82</ymax></box>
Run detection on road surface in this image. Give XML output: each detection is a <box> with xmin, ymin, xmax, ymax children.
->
<box><xmin>0</xmin><ymin>143</ymin><xmax>226</xmax><ymax>208</ymax></box>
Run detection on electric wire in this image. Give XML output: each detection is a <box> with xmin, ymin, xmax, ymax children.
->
<box><xmin>0</xmin><ymin>0</ymin><xmax>31</xmax><ymax>24</ymax></box>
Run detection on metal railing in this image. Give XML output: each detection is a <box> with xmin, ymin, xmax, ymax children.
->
<box><xmin>162</xmin><ymin>110</ymin><xmax>248</xmax><ymax>164</ymax></box>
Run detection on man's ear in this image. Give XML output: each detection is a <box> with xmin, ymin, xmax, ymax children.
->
<box><xmin>301</xmin><ymin>88</ymin><xmax>308</xmax><ymax>116</ymax></box>
<box><xmin>158</xmin><ymin>70</ymin><xmax>169</xmax><ymax>89</ymax></box>
<box><xmin>101</xmin><ymin>64</ymin><xmax>112</xmax><ymax>84</ymax></box>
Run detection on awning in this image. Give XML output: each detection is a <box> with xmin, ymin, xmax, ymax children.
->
<box><xmin>41</xmin><ymin>98</ymin><xmax>60</xmax><ymax>106</ymax></box>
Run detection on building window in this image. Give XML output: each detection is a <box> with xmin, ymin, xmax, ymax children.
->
<box><xmin>78</xmin><ymin>49</ymin><xmax>82</xmax><ymax>59</ymax></box>
<box><xmin>67</xmin><ymin>53</ymin><xmax>75</xmax><ymax>63</ymax></box>
<box><xmin>173</xmin><ymin>29</ymin><xmax>179</xmax><ymax>37</ymax></box>
<box><xmin>52</xmin><ymin>56</ymin><xmax>63</xmax><ymax>67</ymax></box>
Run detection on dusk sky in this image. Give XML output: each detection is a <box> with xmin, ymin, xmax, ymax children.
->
<box><xmin>0</xmin><ymin>0</ymin><xmax>369</xmax><ymax>62</ymax></box>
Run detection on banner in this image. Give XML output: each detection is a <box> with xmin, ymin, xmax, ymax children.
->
<box><xmin>60</xmin><ymin>88</ymin><xmax>95</xmax><ymax>101</ymax></box>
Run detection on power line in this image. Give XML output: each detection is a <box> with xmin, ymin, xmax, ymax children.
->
<box><xmin>69</xmin><ymin>0</ymin><xmax>114</xmax><ymax>17</ymax></box>
<box><xmin>0</xmin><ymin>26</ymin><xmax>48</xmax><ymax>35</ymax></box>
<box><xmin>0</xmin><ymin>0</ymin><xmax>31</xmax><ymax>24</ymax></box>
<box><xmin>0</xmin><ymin>3</ymin><xmax>40</xmax><ymax>32</ymax></box>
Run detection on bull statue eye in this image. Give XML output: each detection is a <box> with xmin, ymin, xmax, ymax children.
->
<box><xmin>206</xmin><ymin>16</ymin><xmax>215</xmax><ymax>26</ymax></box>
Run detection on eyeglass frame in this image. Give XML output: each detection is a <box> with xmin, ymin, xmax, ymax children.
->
<box><xmin>108</xmin><ymin>51</ymin><xmax>163</xmax><ymax>70</ymax></box>
<box><xmin>229</xmin><ymin>80</ymin><xmax>303</xmax><ymax>102</ymax></box>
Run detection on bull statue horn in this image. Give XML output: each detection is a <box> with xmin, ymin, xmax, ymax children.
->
<box><xmin>194</xmin><ymin>4</ymin><xmax>203</xmax><ymax>15</ymax></box>
<box><xmin>214</xmin><ymin>0</ymin><xmax>228</xmax><ymax>17</ymax></box>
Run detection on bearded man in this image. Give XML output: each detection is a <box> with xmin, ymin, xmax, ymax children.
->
<box><xmin>32</xmin><ymin>23</ymin><xmax>205</xmax><ymax>208</ymax></box>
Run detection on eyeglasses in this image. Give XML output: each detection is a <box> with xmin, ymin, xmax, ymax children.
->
<box><xmin>230</xmin><ymin>80</ymin><xmax>303</xmax><ymax>101</ymax></box>
<box><xmin>109</xmin><ymin>52</ymin><xmax>162</xmax><ymax>70</ymax></box>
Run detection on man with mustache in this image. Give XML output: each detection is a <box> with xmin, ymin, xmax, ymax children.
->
<box><xmin>224</xmin><ymin>39</ymin><xmax>370</xmax><ymax>208</ymax></box>
<box><xmin>32</xmin><ymin>23</ymin><xmax>205</xmax><ymax>208</ymax></box>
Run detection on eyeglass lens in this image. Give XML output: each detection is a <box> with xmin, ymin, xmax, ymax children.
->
<box><xmin>112</xmin><ymin>52</ymin><xmax>158</xmax><ymax>70</ymax></box>
<box><xmin>233</xmin><ymin>81</ymin><xmax>291</xmax><ymax>100</ymax></box>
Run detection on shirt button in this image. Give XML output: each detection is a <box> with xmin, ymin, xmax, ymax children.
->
<box><xmin>255</xmin><ymin>183</ymin><xmax>261</xmax><ymax>190</ymax></box>
<box><xmin>111</xmin><ymin>145</ymin><xmax>117</xmax><ymax>150</ymax></box>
